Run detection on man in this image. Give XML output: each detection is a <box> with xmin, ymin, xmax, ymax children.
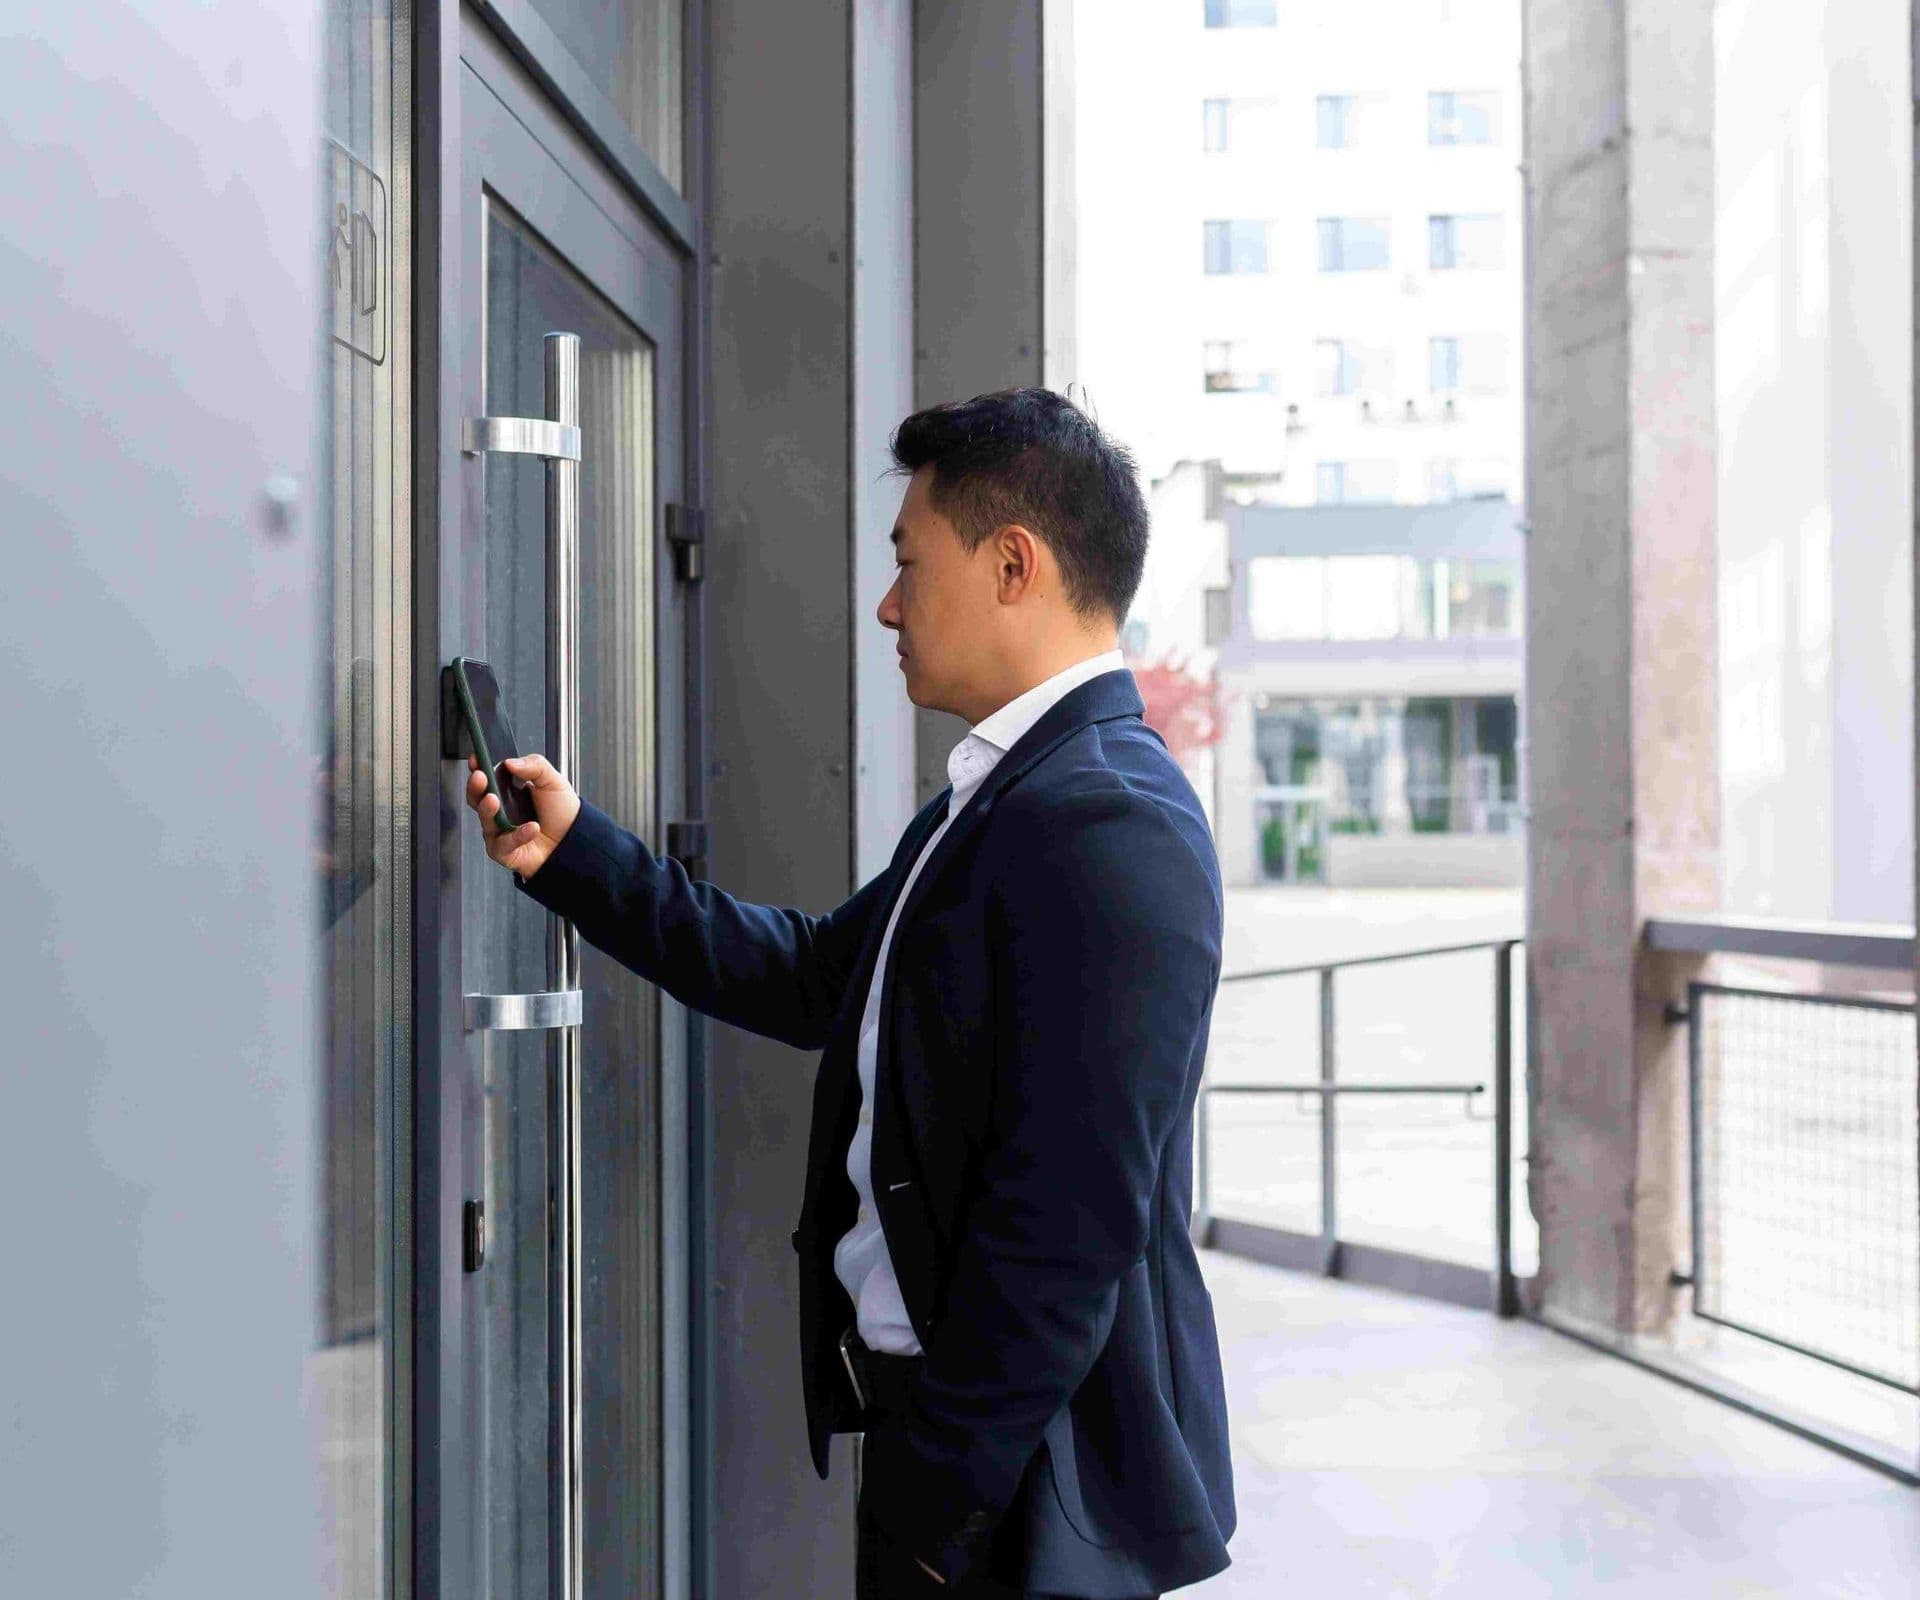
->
<box><xmin>466</xmin><ymin>388</ymin><xmax>1235</xmax><ymax>1597</ymax></box>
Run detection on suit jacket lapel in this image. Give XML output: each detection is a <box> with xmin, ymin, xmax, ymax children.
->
<box><xmin>872</xmin><ymin>666</ymin><xmax>1146</xmax><ymax>1079</ymax></box>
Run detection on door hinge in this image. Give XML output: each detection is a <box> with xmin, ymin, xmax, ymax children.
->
<box><xmin>667</xmin><ymin>820</ymin><xmax>708</xmax><ymax>879</ymax></box>
<box><xmin>665</xmin><ymin>503</ymin><xmax>706</xmax><ymax>584</ymax></box>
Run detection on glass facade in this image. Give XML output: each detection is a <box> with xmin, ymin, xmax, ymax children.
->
<box><xmin>1249</xmin><ymin>554</ymin><xmax>1520</xmax><ymax>640</ymax></box>
<box><xmin>1255</xmin><ymin>695</ymin><xmax>1522</xmax><ymax>840</ymax></box>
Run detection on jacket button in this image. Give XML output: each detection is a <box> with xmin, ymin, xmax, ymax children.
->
<box><xmin>790</xmin><ymin>1229</ymin><xmax>801</xmax><ymax>1253</ymax></box>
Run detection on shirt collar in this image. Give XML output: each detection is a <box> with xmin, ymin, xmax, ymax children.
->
<box><xmin>944</xmin><ymin>647</ymin><xmax>1128</xmax><ymax>812</ymax></box>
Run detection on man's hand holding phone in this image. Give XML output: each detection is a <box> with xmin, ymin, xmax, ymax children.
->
<box><xmin>465</xmin><ymin>752</ymin><xmax>580</xmax><ymax>880</ymax></box>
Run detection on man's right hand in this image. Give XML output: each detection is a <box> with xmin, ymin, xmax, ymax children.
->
<box><xmin>465</xmin><ymin>752</ymin><xmax>581</xmax><ymax>880</ymax></box>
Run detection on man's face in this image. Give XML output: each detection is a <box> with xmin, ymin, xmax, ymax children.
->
<box><xmin>876</xmin><ymin>465</ymin><xmax>1000</xmax><ymax>717</ymax></box>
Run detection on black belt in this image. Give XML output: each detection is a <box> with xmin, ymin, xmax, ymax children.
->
<box><xmin>838</xmin><ymin>1322</ymin><xmax>924</xmax><ymax>1425</ymax></box>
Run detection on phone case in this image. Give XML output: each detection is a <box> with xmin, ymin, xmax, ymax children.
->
<box><xmin>451</xmin><ymin>656</ymin><xmax>521</xmax><ymax>835</ymax></box>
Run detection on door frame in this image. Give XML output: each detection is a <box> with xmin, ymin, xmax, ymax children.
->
<box><xmin>412</xmin><ymin>6</ymin><xmax>710</xmax><ymax>1599</ymax></box>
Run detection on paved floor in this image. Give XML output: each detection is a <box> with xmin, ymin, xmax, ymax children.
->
<box><xmin>1181</xmin><ymin>1251</ymin><xmax>1920</xmax><ymax>1599</ymax></box>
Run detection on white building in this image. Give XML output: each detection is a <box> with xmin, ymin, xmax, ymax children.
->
<box><xmin>1073</xmin><ymin>0</ymin><xmax>1526</xmax><ymax>885</ymax></box>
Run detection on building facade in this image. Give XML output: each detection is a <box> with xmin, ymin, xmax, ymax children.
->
<box><xmin>1074</xmin><ymin>0</ymin><xmax>1526</xmax><ymax>885</ymax></box>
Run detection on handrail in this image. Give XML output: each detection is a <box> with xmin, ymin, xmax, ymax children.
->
<box><xmin>1644</xmin><ymin>916</ymin><xmax>1915</xmax><ymax>973</ymax></box>
<box><xmin>1207</xmin><ymin>1081</ymin><xmax>1485</xmax><ymax>1095</ymax></box>
<box><xmin>1197</xmin><ymin>938</ymin><xmax>1523</xmax><ymax>1317</ymax></box>
<box><xmin>1220</xmin><ymin>935</ymin><xmax>1520</xmax><ymax>986</ymax></box>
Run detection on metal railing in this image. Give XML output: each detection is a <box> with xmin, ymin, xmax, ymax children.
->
<box><xmin>1194</xmin><ymin>938</ymin><xmax>1526</xmax><ymax>1316</ymax></box>
<box><xmin>1646</xmin><ymin>916</ymin><xmax>1918</xmax><ymax>1484</ymax></box>
<box><xmin>1678</xmin><ymin>980</ymin><xmax>1918</xmax><ymax>1396</ymax></box>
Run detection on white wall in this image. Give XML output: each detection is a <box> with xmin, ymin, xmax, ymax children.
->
<box><xmin>0</xmin><ymin>4</ymin><xmax>326</xmax><ymax>1591</ymax></box>
<box><xmin>1714</xmin><ymin>0</ymin><xmax>1915</xmax><ymax>924</ymax></box>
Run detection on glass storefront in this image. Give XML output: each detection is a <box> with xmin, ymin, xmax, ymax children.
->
<box><xmin>1253</xmin><ymin>695</ymin><xmax>1520</xmax><ymax>873</ymax></box>
<box><xmin>1247</xmin><ymin>554</ymin><xmax>1520</xmax><ymax>641</ymax></box>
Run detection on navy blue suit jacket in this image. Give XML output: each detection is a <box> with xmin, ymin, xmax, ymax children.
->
<box><xmin>516</xmin><ymin>666</ymin><xmax>1235</xmax><ymax>1594</ymax></box>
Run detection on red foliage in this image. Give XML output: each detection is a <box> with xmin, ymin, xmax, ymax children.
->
<box><xmin>1125</xmin><ymin>646</ymin><xmax>1228</xmax><ymax>771</ymax></box>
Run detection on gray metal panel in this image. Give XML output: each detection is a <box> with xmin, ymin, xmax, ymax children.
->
<box><xmin>1228</xmin><ymin>496</ymin><xmax>1526</xmax><ymax>560</ymax></box>
<box><xmin>0</xmin><ymin>4</ymin><xmax>324</xmax><ymax>1595</ymax></box>
<box><xmin>704</xmin><ymin>1</ymin><xmax>860</xmax><ymax>1592</ymax></box>
<box><xmin>912</xmin><ymin>0</ymin><xmax>1048</xmax><ymax>803</ymax></box>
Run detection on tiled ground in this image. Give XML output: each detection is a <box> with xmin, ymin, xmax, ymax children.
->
<box><xmin>1180</xmin><ymin>1251</ymin><xmax>1919</xmax><ymax>1599</ymax></box>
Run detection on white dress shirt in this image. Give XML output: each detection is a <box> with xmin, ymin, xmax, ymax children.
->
<box><xmin>831</xmin><ymin>647</ymin><xmax>1129</xmax><ymax>1354</ymax></box>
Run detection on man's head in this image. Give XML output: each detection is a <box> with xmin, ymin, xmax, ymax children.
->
<box><xmin>877</xmin><ymin>386</ymin><xmax>1148</xmax><ymax>726</ymax></box>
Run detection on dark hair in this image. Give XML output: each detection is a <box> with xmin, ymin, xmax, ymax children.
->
<box><xmin>888</xmin><ymin>387</ymin><xmax>1148</xmax><ymax>626</ymax></box>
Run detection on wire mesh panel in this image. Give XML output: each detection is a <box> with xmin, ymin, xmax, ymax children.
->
<box><xmin>1691</xmin><ymin>984</ymin><xmax>1919</xmax><ymax>1393</ymax></box>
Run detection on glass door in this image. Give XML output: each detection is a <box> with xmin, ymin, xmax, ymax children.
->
<box><xmin>445</xmin><ymin>26</ymin><xmax>687</xmax><ymax>1600</ymax></box>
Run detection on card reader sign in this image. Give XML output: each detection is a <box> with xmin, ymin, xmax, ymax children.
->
<box><xmin>328</xmin><ymin>138</ymin><xmax>387</xmax><ymax>365</ymax></box>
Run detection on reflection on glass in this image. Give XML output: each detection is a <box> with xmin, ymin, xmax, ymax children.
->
<box><xmin>531</xmin><ymin>0</ymin><xmax>683</xmax><ymax>190</ymax></box>
<box><xmin>318</xmin><ymin>2</ymin><xmax>407</xmax><ymax>1597</ymax></box>
<box><xmin>1254</xmin><ymin>695</ymin><xmax>1520</xmax><ymax>838</ymax></box>
<box><xmin>480</xmin><ymin>198</ymin><xmax>663</xmax><ymax>1600</ymax></box>
<box><xmin>1248</xmin><ymin>555</ymin><xmax>1519</xmax><ymax>641</ymax></box>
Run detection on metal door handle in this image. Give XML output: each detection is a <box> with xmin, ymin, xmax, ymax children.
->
<box><xmin>467</xmin><ymin>332</ymin><xmax>586</xmax><ymax>1600</ymax></box>
<box><xmin>462</xmin><ymin>415</ymin><xmax>581</xmax><ymax>460</ymax></box>
<box><xmin>463</xmin><ymin>989</ymin><xmax>584</xmax><ymax>1031</ymax></box>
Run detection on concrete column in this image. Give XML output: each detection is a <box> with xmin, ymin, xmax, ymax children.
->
<box><xmin>1522</xmin><ymin>0</ymin><xmax>1720</xmax><ymax>1336</ymax></box>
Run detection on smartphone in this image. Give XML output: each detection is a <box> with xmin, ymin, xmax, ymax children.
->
<box><xmin>450</xmin><ymin>656</ymin><xmax>538</xmax><ymax>834</ymax></box>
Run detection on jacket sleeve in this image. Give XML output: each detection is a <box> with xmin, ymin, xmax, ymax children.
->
<box><xmin>859</xmin><ymin>785</ymin><xmax>1222</xmax><ymax>1582</ymax></box>
<box><xmin>512</xmin><ymin>796</ymin><xmax>896</xmax><ymax>1051</ymax></box>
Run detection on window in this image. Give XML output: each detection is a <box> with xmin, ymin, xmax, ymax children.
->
<box><xmin>1316</xmin><ymin>338</ymin><xmax>1392</xmax><ymax>396</ymax></box>
<box><xmin>1202</xmin><ymin>99</ymin><xmax>1229</xmax><ymax>152</ymax></box>
<box><xmin>1315</xmin><ymin>460</ymin><xmax>1397</xmax><ymax>504</ymax></box>
<box><xmin>1317</xmin><ymin>93</ymin><xmax>1385</xmax><ymax>150</ymax></box>
<box><xmin>1205</xmin><ymin>0</ymin><xmax>1277</xmax><ymax>25</ymax></box>
<box><xmin>1248</xmin><ymin>555</ymin><xmax>1520</xmax><ymax>640</ymax></box>
<box><xmin>1429</xmin><ymin>333</ymin><xmax>1505</xmax><ymax>394</ymax></box>
<box><xmin>1203</xmin><ymin>339</ymin><xmax>1277</xmax><ymax>393</ymax></box>
<box><xmin>1204</xmin><ymin>586</ymin><xmax>1232</xmax><ymax>647</ymax></box>
<box><xmin>1204</xmin><ymin>96</ymin><xmax>1282</xmax><ymax>153</ymax></box>
<box><xmin>1429</xmin><ymin>457</ymin><xmax>1510</xmax><ymax>500</ymax></box>
<box><xmin>1119</xmin><ymin>617</ymin><xmax>1149</xmax><ymax>656</ymax></box>
<box><xmin>1317</xmin><ymin>95</ymin><xmax>1352</xmax><ymax>149</ymax></box>
<box><xmin>1428</xmin><ymin>213</ymin><xmax>1505</xmax><ymax>270</ymax></box>
<box><xmin>1428</xmin><ymin>90</ymin><xmax>1501</xmax><ymax>145</ymax></box>
<box><xmin>1318</xmin><ymin>216</ymin><xmax>1391</xmax><ymax>272</ymax></box>
<box><xmin>1317</xmin><ymin>339</ymin><xmax>1357</xmax><ymax>396</ymax></box>
<box><xmin>1205</xmin><ymin>219</ymin><xmax>1272</xmax><ymax>275</ymax></box>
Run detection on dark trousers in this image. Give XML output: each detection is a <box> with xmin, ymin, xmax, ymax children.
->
<box><xmin>842</xmin><ymin>1327</ymin><xmax>1159</xmax><ymax>1600</ymax></box>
